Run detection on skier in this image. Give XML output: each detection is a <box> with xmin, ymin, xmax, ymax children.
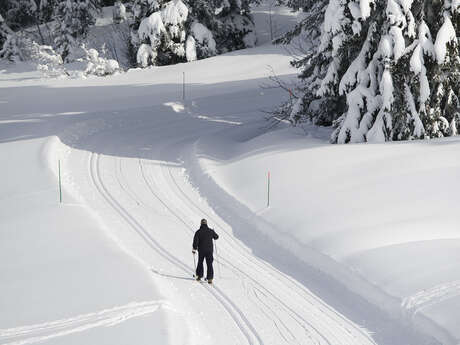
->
<box><xmin>193</xmin><ymin>219</ymin><xmax>219</xmax><ymax>284</ymax></box>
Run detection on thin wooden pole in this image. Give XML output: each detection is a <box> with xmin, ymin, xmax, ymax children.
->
<box><xmin>267</xmin><ymin>171</ymin><xmax>270</xmax><ymax>207</ymax></box>
<box><xmin>58</xmin><ymin>160</ymin><xmax>62</xmax><ymax>203</ymax></box>
<box><xmin>182</xmin><ymin>72</ymin><xmax>185</xmax><ymax>101</ymax></box>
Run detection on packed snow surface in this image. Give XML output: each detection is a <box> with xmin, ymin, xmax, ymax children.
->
<box><xmin>198</xmin><ymin>127</ymin><xmax>460</xmax><ymax>344</ymax></box>
<box><xmin>1</xmin><ymin>4</ymin><xmax>458</xmax><ymax>345</ymax></box>
<box><xmin>0</xmin><ymin>43</ymin><xmax>383</xmax><ymax>345</ymax></box>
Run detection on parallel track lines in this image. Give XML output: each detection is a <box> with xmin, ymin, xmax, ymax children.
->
<box><xmin>89</xmin><ymin>152</ymin><xmax>262</xmax><ymax>345</ymax></box>
<box><xmin>162</xmin><ymin>162</ymin><xmax>376</xmax><ymax>345</ymax></box>
<box><xmin>139</xmin><ymin>158</ymin><xmax>338</xmax><ymax>345</ymax></box>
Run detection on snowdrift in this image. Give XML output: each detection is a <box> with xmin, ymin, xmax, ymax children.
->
<box><xmin>193</xmin><ymin>126</ymin><xmax>460</xmax><ymax>345</ymax></box>
<box><xmin>0</xmin><ymin>136</ymin><xmax>180</xmax><ymax>345</ymax></box>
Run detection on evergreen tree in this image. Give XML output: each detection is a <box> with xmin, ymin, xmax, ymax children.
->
<box><xmin>278</xmin><ymin>0</ymin><xmax>460</xmax><ymax>143</ymax></box>
<box><xmin>0</xmin><ymin>15</ymin><xmax>33</xmax><ymax>63</ymax></box>
<box><xmin>113</xmin><ymin>1</ymin><xmax>127</xmax><ymax>24</ymax></box>
<box><xmin>130</xmin><ymin>0</ymin><xmax>260</xmax><ymax>67</ymax></box>
<box><xmin>214</xmin><ymin>0</ymin><xmax>258</xmax><ymax>52</ymax></box>
<box><xmin>53</xmin><ymin>0</ymin><xmax>101</xmax><ymax>61</ymax></box>
<box><xmin>185</xmin><ymin>0</ymin><xmax>219</xmax><ymax>60</ymax></box>
<box><xmin>272</xmin><ymin>0</ymin><xmax>340</xmax><ymax>126</ymax></box>
<box><xmin>130</xmin><ymin>0</ymin><xmax>160</xmax><ymax>66</ymax></box>
<box><xmin>0</xmin><ymin>12</ymin><xmax>18</xmax><ymax>60</ymax></box>
<box><xmin>38</xmin><ymin>0</ymin><xmax>57</xmax><ymax>23</ymax></box>
<box><xmin>0</xmin><ymin>13</ymin><xmax>13</xmax><ymax>53</ymax></box>
<box><xmin>132</xmin><ymin>0</ymin><xmax>188</xmax><ymax>66</ymax></box>
<box><xmin>0</xmin><ymin>0</ymin><xmax>37</xmax><ymax>31</ymax></box>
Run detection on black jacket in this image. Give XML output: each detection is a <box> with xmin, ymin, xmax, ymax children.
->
<box><xmin>193</xmin><ymin>225</ymin><xmax>218</xmax><ymax>253</ymax></box>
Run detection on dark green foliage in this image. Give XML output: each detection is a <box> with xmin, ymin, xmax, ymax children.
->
<box><xmin>0</xmin><ymin>13</ymin><xmax>13</xmax><ymax>49</ymax></box>
<box><xmin>130</xmin><ymin>0</ymin><xmax>259</xmax><ymax>68</ymax></box>
<box><xmin>0</xmin><ymin>0</ymin><xmax>37</xmax><ymax>31</ymax></box>
<box><xmin>53</xmin><ymin>0</ymin><xmax>101</xmax><ymax>61</ymax></box>
<box><xmin>37</xmin><ymin>0</ymin><xmax>57</xmax><ymax>23</ymax></box>
<box><xmin>276</xmin><ymin>0</ymin><xmax>460</xmax><ymax>143</ymax></box>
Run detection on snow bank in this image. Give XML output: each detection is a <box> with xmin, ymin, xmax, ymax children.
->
<box><xmin>193</xmin><ymin>128</ymin><xmax>460</xmax><ymax>345</ymax></box>
<box><xmin>0</xmin><ymin>137</ymin><xmax>174</xmax><ymax>344</ymax></box>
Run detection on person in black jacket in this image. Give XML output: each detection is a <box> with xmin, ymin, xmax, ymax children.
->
<box><xmin>193</xmin><ymin>219</ymin><xmax>219</xmax><ymax>283</ymax></box>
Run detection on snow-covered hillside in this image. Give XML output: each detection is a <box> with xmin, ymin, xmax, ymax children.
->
<box><xmin>196</xmin><ymin>126</ymin><xmax>460</xmax><ymax>345</ymax></box>
<box><xmin>1</xmin><ymin>3</ymin><xmax>458</xmax><ymax>345</ymax></box>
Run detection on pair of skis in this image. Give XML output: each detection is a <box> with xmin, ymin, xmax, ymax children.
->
<box><xmin>151</xmin><ymin>268</ymin><xmax>213</xmax><ymax>284</ymax></box>
<box><xmin>193</xmin><ymin>274</ymin><xmax>213</xmax><ymax>285</ymax></box>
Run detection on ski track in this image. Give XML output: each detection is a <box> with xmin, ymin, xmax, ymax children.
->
<box><xmin>138</xmin><ymin>153</ymin><xmax>375</xmax><ymax>345</ymax></box>
<box><xmin>402</xmin><ymin>280</ymin><xmax>460</xmax><ymax>315</ymax></box>
<box><xmin>161</xmin><ymin>164</ymin><xmax>373</xmax><ymax>345</ymax></box>
<box><xmin>63</xmin><ymin>113</ymin><xmax>378</xmax><ymax>345</ymax></box>
<box><xmin>89</xmin><ymin>152</ymin><xmax>263</xmax><ymax>345</ymax></box>
<box><xmin>0</xmin><ymin>301</ymin><xmax>166</xmax><ymax>345</ymax></box>
<box><xmin>152</xmin><ymin>162</ymin><xmax>332</xmax><ymax>345</ymax></box>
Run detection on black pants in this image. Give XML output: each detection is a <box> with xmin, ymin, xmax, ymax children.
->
<box><xmin>196</xmin><ymin>251</ymin><xmax>214</xmax><ymax>280</ymax></box>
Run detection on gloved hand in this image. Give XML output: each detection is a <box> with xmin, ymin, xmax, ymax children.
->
<box><xmin>192</xmin><ymin>249</ymin><xmax>196</xmax><ymax>254</ymax></box>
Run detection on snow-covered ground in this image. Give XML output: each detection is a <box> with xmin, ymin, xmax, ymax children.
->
<box><xmin>196</xmin><ymin>125</ymin><xmax>460</xmax><ymax>345</ymax></box>
<box><xmin>1</xmin><ymin>4</ymin><xmax>458</xmax><ymax>345</ymax></box>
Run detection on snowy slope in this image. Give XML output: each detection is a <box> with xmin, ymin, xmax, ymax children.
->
<box><xmin>0</xmin><ymin>137</ymin><xmax>184</xmax><ymax>345</ymax></box>
<box><xmin>196</xmin><ymin>127</ymin><xmax>460</xmax><ymax>344</ymax></box>
<box><xmin>0</xmin><ymin>3</ymin><xmax>456</xmax><ymax>345</ymax></box>
<box><xmin>0</xmin><ymin>36</ymin><xmax>380</xmax><ymax>343</ymax></box>
<box><xmin>0</xmin><ymin>42</ymin><xmax>384</xmax><ymax>345</ymax></box>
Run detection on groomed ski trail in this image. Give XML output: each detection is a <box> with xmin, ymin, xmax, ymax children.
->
<box><xmin>66</xmin><ymin>110</ymin><xmax>378</xmax><ymax>345</ymax></box>
<box><xmin>89</xmin><ymin>151</ymin><xmax>264</xmax><ymax>345</ymax></box>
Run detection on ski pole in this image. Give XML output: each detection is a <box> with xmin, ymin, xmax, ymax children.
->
<box><xmin>193</xmin><ymin>251</ymin><xmax>196</xmax><ymax>273</ymax></box>
<box><xmin>214</xmin><ymin>241</ymin><xmax>222</xmax><ymax>278</ymax></box>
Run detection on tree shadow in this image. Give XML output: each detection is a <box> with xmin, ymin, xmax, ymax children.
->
<box><xmin>0</xmin><ymin>74</ymin><xmax>295</xmax><ymax>161</ymax></box>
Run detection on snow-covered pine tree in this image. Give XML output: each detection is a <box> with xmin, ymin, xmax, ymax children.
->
<box><xmin>271</xmin><ymin>0</ymin><xmax>331</xmax><ymax>125</ymax></box>
<box><xmin>30</xmin><ymin>41</ymin><xmax>67</xmax><ymax>77</ymax></box>
<box><xmin>132</xmin><ymin>0</ymin><xmax>188</xmax><ymax>66</ymax></box>
<box><xmin>423</xmin><ymin>0</ymin><xmax>460</xmax><ymax>137</ymax></box>
<box><xmin>185</xmin><ymin>21</ymin><xmax>216</xmax><ymax>61</ymax></box>
<box><xmin>275</xmin><ymin>0</ymin><xmax>325</xmax><ymax>44</ymax></box>
<box><xmin>82</xmin><ymin>44</ymin><xmax>120</xmax><ymax>75</ymax></box>
<box><xmin>214</xmin><ymin>0</ymin><xmax>258</xmax><ymax>51</ymax></box>
<box><xmin>184</xmin><ymin>0</ymin><xmax>218</xmax><ymax>61</ymax></box>
<box><xmin>38</xmin><ymin>0</ymin><xmax>56</xmax><ymax>23</ymax></box>
<box><xmin>130</xmin><ymin>0</ymin><xmax>259</xmax><ymax>67</ymax></box>
<box><xmin>279</xmin><ymin>0</ymin><xmax>460</xmax><ymax>143</ymax></box>
<box><xmin>0</xmin><ymin>13</ymin><xmax>12</xmax><ymax>54</ymax></box>
<box><xmin>0</xmin><ymin>0</ymin><xmax>37</xmax><ymax>30</ymax></box>
<box><xmin>53</xmin><ymin>0</ymin><xmax>100</xmax><ymax>61</ymax></box>
<box><xmin>0</xmin><ymin>12</ymin><xmax>20</xmax><ymax>60</ymax></box>
<box><xmin>189</xmin><ymin>0</ymin><xmax>259</xmax><ymax>52</ymax></box>
<box><xmin>157</xmin><ymin>0</ymin><xmax>188</xmax><ymax>64</ymax></box>
<box><xmin>113</xmin><ymin>1</ymin><xmax>127</xmax><ymax>24</ymax></box>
